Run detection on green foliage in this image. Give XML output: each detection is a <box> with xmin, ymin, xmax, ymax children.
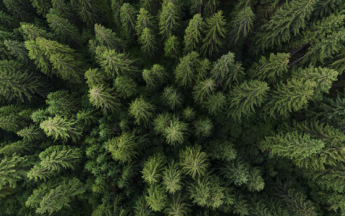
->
<box><xmin>228</xmin><ymin>80</ymin><xmax>270</xmax><ymax>121</ymax></box>
<box><xmin>139</xmin><ymin>28</ymin><xmax>157</xmax><ymax>57</ymax></box>
<box><xmin>120</xmin><ymin>3</ymin><xmax>137</xmax><ymax>38</ymax></box>
<box><xmin>201</xmin><ymin>11</ymin><xmax>226</xmax><ymax>57</ymax></box>
<box><xmin>0</xmin><ymin>60</ymin><xmax>45</xmax><ymax>102</ymax></box>
<box><xmin>40</xmin><ymin>116</ymin><xmax>82</xmax><ymax>142</ymax></box>
<box><xmin>136</xmin><ymin>8</ymin><xmax>155</xmax><ymax>36</ymax></box>
<box><xmin>184</xmin><ymin>14</ymin><xmax>203</xmax><ymax>54</ymax></box>
<box><xmin>180</xmin><ymin>146</ymin><xmax>209</xmax><ymax>179</ymax></box>
<box><xmin>114</xmin><ymin>76</ymin><xmax>137</xmax><ymax>99</ymax></box>
<box><xmin>175</xmin><ymin>51</ymin><xmax>200</xmax><ymax>87</ymax></box>
<box><xmin>163</xmin><ymin>117</ymin><xmax>188</xmax><ymax>146</ymax></box>
<box><xmin>162</xmin><ymin>160</ymin><xmax>183</xmax><ymax>194</ymax></box>
<box><xmin>143</xmin><ymin>64</ymin><xmax>167</xmax><ymax>89</ymax></box>
<box><xmin>146</xmin><ymin>183</ymin><xmax>167</xmax><ymax>212</ymax></box>
<box><xmin>164</xmin><ymin>36</ymin><xmax>180</xmax><ymax>58</ymax></box>
<box><xmin>0</xmin><ymin>154</ymin><xmax>29</xmax><ymax>189</ymax></box>
<box><xmin>106</xmin><ymin>132</ymin><xmax>137</xmax><ymax>163</ymax></box>
<box><xmin>129</xmin><ymin>97</ymin><xmax>155</xmax><ymax>126</ymax></box>
<box><xmin>162</xmin><ymin>86</ymin><xmax>183</xmax><ymax>110</ymax></box>
<box><xmin>94</xmin><ymin>24</ymin><xmax>124</xmax><ymax>50</ymax></box>
<box><xmin>194</xmin><ymin>117</ymin><xmax>213</xmax><ymax>138</ymax></box>
<box><xmin>85</xmin><ymin>68</ymin><xmax>107</xmax><ymax>87</ymax></box>
<box><xmin>159</xmin><ymin>2</ymin><xmax>181</xmax><ymax>39</ymax></box>
<box><xmin>229</xmin><ymin>6</ymin><xmax>255</xmax><ymax>43</ymax></box>
<box><xmin>89</xmin><ymin>85</ymin><xmax>120</xmax><ymax>114</ymax></box>
<box><xmin>46</xmin><ymin>90</ymin><xmax>79</xmax><ymax>116</ymax></box>
<box><xmin>142</xmin><ymin>153</ymin><xmax>166</xmax><ymax>184</ymax></box>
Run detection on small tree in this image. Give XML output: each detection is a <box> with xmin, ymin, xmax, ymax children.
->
<box><xmin>194</xmin><ymin>117</ymin><xmax>213</xmax><ymax>138</ymax></box>
<box><xmin>175</xmin><ymin>51</ymin><xmax>200</xmax><ymax>87</ymax></box>
<box><xmin>46</xmin><ymin>90</ymin><xmax>80</xmax><ymax>116</ymax></box>
<box><xmin>143</xmin><ymin>64</ymin><xmax>167</xmax><ymax>89</ymax></box>
<box><xmin>106</xmin><ymin>132</ymin><xmax>137</xmax><ymax>163</ymax></box>
<box><xmin>88</xmin><ymin>85</ymin><xmax>120</xmax><ymax>114</ymax></box>
<box><xmin>94</xmin><ymin>24</ymin><xmax>124</xmax><ymax>50</ymax></box>
<box><xmin>114</xmin><ymin>75</ymin><xmax>137</xmax><ymax>99</ymax></box>
<box><xmin>184</xmin><ymin>14</ymin><xmax>203</xmax><ymax>54</ymax></box>
<box><xmin>180</xmin><ymin>146</ymin><xmax>209</xmax><ymax>179</ymax></box>
<box><xmin>201</xmin><ymin>10</ymin><xmax>226</xmax><ymax>57</ymax></box>
<box><xmin>84</xmin><ymin>68</ymin><xmax>107</xmax><ymax>87</ymax></box>
<box><xmin>129</xmin><ymin>97</ymin><xmax>155</xmax><ymax>126</ymax></box>
<box><xmin>120</xmin><ymin>3</ymin><xmax>137</xmax><ymax>38</ymax></box>
<box><xmin>163</xmin><ymin>117</ymin><xmax>188</xmax><ymax>146</ymax></box>
<box><xmin>164</xmin><ymin>36</ymin><xmax>180</xmax><ymax>58</ymax></box>
<box><xmin>40</xmin><ymin>116</ymin><xmax>82</xmax><ymax>142</ymax></box>
<box><xmin>162</xmin><ymin>86</ymin><xmax>183</xmax><ymax>110</ymax></box>
<box><xmin>146</xmin><ymin>183</ymin><xmax>167</xmax><ymax>212</ymax></box>
<box><xmin>162</xmin><ymin>160</ymin><xmax>183</xmax><ymax>194</ymax></box>
<box><xmin>142</xmin><ymin>153</ymin><xmax>166</xmax><ymax>184</ymax></box>
<box><xmin>159</xmin><ymin>2</ymin><xmax>181</xmax><ymax>39</ymax></box>
<box><xmin>139</xmin><ymin>28</ymin><xmax>157</xmax><ymax>57</ymax></box>
<box><xmin>136</xmin><ymin>8</ymin><xmax>155</xmax><ymax>36</ymax></box>
<box><xmin>0</xmin><ymin>154</ymin><xmax>29</xmax><ymax>189</ymax></box>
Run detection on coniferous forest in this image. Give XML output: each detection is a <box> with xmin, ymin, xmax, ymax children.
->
<box><xmin>1</xmin><ymin>0</ymin><xmax>345</xmax><ymax>215</ymax></box>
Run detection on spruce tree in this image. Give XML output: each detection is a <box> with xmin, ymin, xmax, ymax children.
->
<box><xmin>184</xmin><ymin>14</ymin><xmax>203</xmax><ymax>54</ymax></box>
<box><xmin>106</xmin><ymin>132</ymin><xmax>137</xmax><ymax>163</ymax></box>
<box><xmin>129</xmin><ymin>97</ymin><xmax>155</xmax><ymax>126</ymax></box>
<box><xmin>40</xmin><ymin>116</ymin><xmax>82</xmax><ymax>142</ymax></box>
<box><xmin>136</xmin><ymin>8</ymin><xmax>155</xmax><ymax>36</ymax></box>
<box><xmin>174</xmin><ymin>51</ymin><xmax>200</xmax><ymax>87</ymax></box>
<box><xmin>142</xmin><ymin>64</ymin><xmax>167</xmax><ymax>89</ymax></box>
<box><xmin>201</xmin><ymin>10</ymin><xmax>226</xmax><ymax>57</ymax></box>
<box><xmin>120</xmin><ymin>3</ymin><xmax>137</xmax><ymax>38</ymax></box>
<box><xmin>0</xmin><ymin>60</ymin><xmax>45</xmax><ymax>102</ymax></box>
<box><xmin>94</xmin><ymin>24</ymin><xmax>124</xmax><ymax>51</ymax></box>
<box><xmin>88</xmin><ymin>85</ymin><xmax>120</xmax><ymax>114</ymax></box>
<box><xmin>164</xmin><ymin>35</ymin><xmax>180</xmax><ymax>58</ymax></box>
<box><xmin>159</xmin><ymin>2</ymin><xmax>181</xmax><ymax>39</ymax></box>
<box><xmin>0</xmin><ymin>154</ymin><xmax>29</xmax><ymax>189</ymax></box>
<box><xmin>139</xmin><ymin>28</ymin><xmax>157</xmax><ymax>57</ymax></box>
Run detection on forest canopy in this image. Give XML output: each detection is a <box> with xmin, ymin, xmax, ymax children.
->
<box><xmin>1</xmin><ymin>0</ymin><xmax>345</xmax><ymax>215</ymax></box>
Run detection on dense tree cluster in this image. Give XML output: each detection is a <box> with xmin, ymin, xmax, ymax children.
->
<box><xmin>1</xmin><ymin>0</ymin><xmax>345</xmax><ymax>215</ymax></box>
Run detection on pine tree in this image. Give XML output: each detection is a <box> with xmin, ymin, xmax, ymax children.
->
<box><xmin>175</xmin><ymin>51</ymin><xmax>200</xmax><ymax>87</ymax></box>
<box><xmin>51</xmin><ymin>0</ymin><xmax>74</xmax><ymax>19</ymax></box>
<box><xmin>193</xmin><ymin>78</ymin><xmax>216</xmax><ymax>104</ymax></box>
<box><xmin>46</xmin><ymin>90</ymin><xmax>80</xmax><ymax>116</ymax></box>
<box><xmin>142</xmin><ymin>64</ymin><xmax>167</xmax><ymax>89</ymax></box>
<box><xmin>163</xmin><ymin>117</ymin><xmax>188</xmax><ymax>146</ymax></box>
<box><xmin>17</xmin><ymin>125</ymin><xmax>44</xmax><ymax>142</ymax></box>
<box><xmin>136</xmin><ymin>8</ymin><xmax>155</xmax><ymax>36</ymax></box>
<box><xmin>204</xmin><ymin>92</ymin><xmax>226</xmax><ymax>115</ymax></box>
<box><xmin>140</xmin><ymin>0</ymin><xmax>159</xmax><ymax>14</ymax></box>
<box><xmin>204</xmin><ymin>0</ymin><xmax>219</xmax><ymax>17</ymax></box>
<box><xmin>4</xmin><ymin>40</ymin><xmax>29</xmax><ymax>64</ymax></box>
<box><xmin>27</xmin><ymin>177</ymin><xmax>86</xmax><ymax>214</ymax></box>
<box><xmin>94</xmin><ymin>24</ymin><xmax>124</xmax><ymax>51</ymax></box>
<box><xmin>164</xmin><ymin>36</ymin><xmax>180</xmax><ymax>58</ymax></box>
<box><xmin>106</xmin><ymin>132</ymin><xmax>137</xmax><ymax>163</ymax></box>
<box><xmin>46</xmin><ymin>13</ymin><xmax>81</xmax><ymax>46</ymax></box>
<box><xmin>0</xmin><ymin>154</ymin><xmax>29</xmax><ymax>189</ymax></box>
<box><xmin>77</xmin><ymin>0</ymin><xmax>101</xmax><ymax>27</ymax></box>
<box><xmin>0</xmin><ymin>60</ymin><xmax>45</xmax><ymax>102</ymax></box>
<box><xmin>264</xmin><ymin>78</ymin><xmax>317</xmax><ymax>117</ymax></box>
<box><xmin>162</xmin><ymin>86</ymin><xmax>183</xmax><ymax>110</ymax></box>
<box><xmin>256</xmin><ymin>0</ymin><xmax>316</xmax><ymax>51</ymax></box>
<box><xmin>139</xmin><ymin>28</ymin><xmax>157</xmax><ymax>57</ymax></box>
<box><xmin>229</xmin><ymin>6</ymin><xmax>255</xmax><ymax>43</ymax></box>
<box><xmin>96</xmin><ymin>47</ymin><xmax>138</xmax><ymax>78</ymax></box>
<box><xmin>146</xmin><ymin>183</ymin><xmax>167</xmax><ymax>212</ymax></box>
<box><xmin>229</xmin><ymin>80</ymin><xmax>270</xmax><ymax>121</ymax></box>
<box><xmin>180</xmin><ymin>146</ymin><xmax>209</xmax><ymax>179</ymax></box>
<box><xmin>89</xmin><ymin>85</ymin><xmax>120</xmax><ymax>114</ymax></box>
<box><xmin>201</xmin><ymin>10</ymin><xmax>226</xmax><ymax>57</ymax></box>
<box><xmin>84</xmin><ymin>68</ymin><xmax>107</xmax><ymax>87</ymax></box>
<box><xmin>249</xmin><ymin>53</ymin><xmax>290</xmax><ymax>83</ymax></box>
<box><xmin>210</xmin><ymin>52</ymin><xmax>244</xmax><ymax>89</ymax></box>
<box><xmin>159</xmin><ymin>2</ymin><xmax>181</xmax><ymax>39</ymax></box>
<box><xmin>114</xmin><ymin>75</ymin><xmax>137</xmax><ymax>99</ymax></box>
<box><xmin>120</xmin><ymin>3</ymin><xmax>137</xmax><ymax>38</ymax></box>
<box><xmin>30</xmin><ymin>0</ymin><xmax>51</xmax><ymax>16</ymax></box>
<box><xmin>162</xmin><ymin>160</ymin><xmax>182</xmax><ymax>194</ymax></box>
<box><xmin>194</xmin><ymin>117</ymin><xmax>213</xmax><ymax>138</ymax></box>
<box><xmin>142</xmin><ymin>153</ymin><xmax>166</xmax><ymax>184</ymax></box>
<box><xmin>129</xmin><ymin>97</ymin><xmax>156</xmax><ymax>126</ymax></box>
<box><xmin>184</xmin><ymin>14</ymin><xmax>203</xmax><ymax>54</ymax></box>
<box><xmin>40</xmin><ymin>116</ymin><xmax>82</xmax><ymax>142</ymax></box>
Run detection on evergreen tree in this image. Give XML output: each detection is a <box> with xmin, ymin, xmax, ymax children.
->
<box><xmin>46</xmin><ymin>90</ymin><xmax>80</xmax><ymax>116</ymax></box>
<box><xmin>0</xmin><ymin>154</ymin><xmax>29</xmax><ymax>189</ymax></box>
<box><xmin>201</xmin><ymin>10</ymin><xmax>226</xmax><ymax>57</ymax></box>
<box><xmin>210</xmin><ymin>52</ymin><xmax>244</xmax><ymax>89</ymax></box>
<box><xmin>120</xmin><ymin>3</ymin><xmax>137</xmax><ymax>38</ymax></box>
<box><xmin>4</xmin><ymin>40</ymin><xmax>29</xmax><ymax>64</ymax></box>
<box><xmin>46</xmin><ymin>13</ymin><xmax>81</xmax><ymax>45</ymax></box>
<box><xmin>204</xmin><ymin>0</ymin><xmax>219</xmax><ymax>17</ymax></box>
<box><xmin>249</xmin><ymin>53</ymin><xmax>290</xmax><ymax>83</ymax></box>
<box><xmin>142</xmin><ymin>64</ymin><xmax>167</xmax><ymax>89</ymax></box>
<box><xmin>114</xmin><ymin>75</ymin><xmax>137</xmax><ymax>99</ymax></box>
<box><xmin>159</xmin><ymin>2</ymin><xmax>181</xmax><ymax>39</ymax></box>
<box><xmin>85</xmin><ymin>68</ymin><xmax>107</xmax><ymax>87</ymax></box>
<box><xmin>194</xmin><ymin>117</ymin><xmax>213</xmax><ymax>138</ymax></box>
<box><xmin>89</xmin><ymin>85</ymin><xmax>120</xmax><ymax>114</ymax></box>
<box><xmin>142</xmin><ymin>153</ymin><xmax>166</xmax><ymax>184</ymax></box>
<box><xmin>139</xmin><ymin>28</ymin><xmax>157</xmax><ymax>57</ymax></box>
<box><xmin>162</xmin><ymin>86</ymin><xmax>183</xmax><ymax>110</ymax></box>
<box><xmin>193</xmin><ymin>78</ymin><xmax>216</xmax><ymax>104</ymax></box>
<box><xmin>162</xmin><ymin>160</ymin><xmax>183</xmax><ymax>194</ymax></box>
<box><xmin>136</xmin><ymin>8</ymin><xmax>155</xmax><ymax>36</ymax></box>
<box><xmin>30</xmin><ymin>0</ymin><xmax>51</xmax><ymax>16</ymax></box>
<box><xmin>106</xmin><ymin>132</ymin><xmax>137</xmax><ymax>163</ymax></box>
<box><xmin>174</xmin><ymin>51</ymin><xmax>200</xmax><ymax>87</ymax></box>
<box><xmin>163</xmin><ymin>117</ymin><xmax>188</xmax><ymax>146</ymax></box>
<box><xmin>180</xmin><ymin>146</ymin><xmax>209</xmax><ymax>179</ymax></box>
<box><xmin>256</xmin><ymin>0</ymin><xmax>316</xmax><ymax>51</ymax></box>
<box><xmin>229</xmin><ymin>6</ymin><xmax>255</xmax><ymax>43</ymax></box>
<box><xmin>184</xmin><ymin>14</ymin><xmax>203</xmax><ymax>54</ymax></box>
<box><xmin>40</xmin><ymin>116</ymin><xmax>82</xmax><ymax>142</ymax></box>
<box><xmin>0</xmin><ymin>60</ymin><xmax>45</xmax><ymax>102</ymax></box>
<box><xmin>129</xmin><ymin>97</ymin><xmax>156</xmax><ymax>126</ymax></box>
<box><xmin>164</xmin><ymin>35</ymin><xmax>180</xmax><ymax>58</ymax></box>
<box><xmin>94</xmin><ymin>24</ymin><xmax>124</xmax><ymax>51</ymax></box>
<box><xmin>146</xmin><ymin>183</ymin><xmax>167</xmax><ymax>212</ymax></box>
<box><xmin>77</xmin><ymin>0</ymin><xmax>102</xmax><ymax>27</ymax></box>
<box><xmin>229</xmin><ymin>80</ymin><xmax>270</xmax><ymax>121</ymax></box>
<box><xmin>96</xmin><ymin>47</ymin><xmax>138</xmax><ymax>78</ymax></box>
